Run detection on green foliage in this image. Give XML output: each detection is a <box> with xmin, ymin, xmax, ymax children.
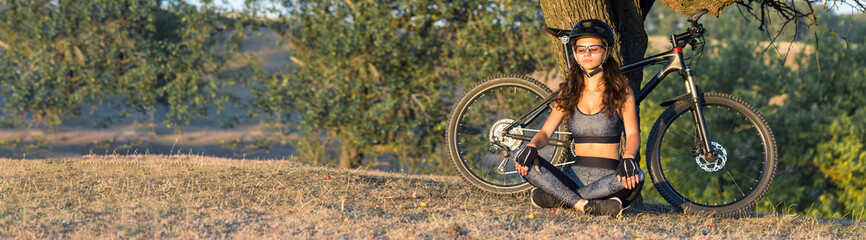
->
<box><xmin>639</xmin><ymin>2</ymin><xmax>866</xmax><ymax>218</ymax></box>
<box><xmin>251</xmin><ymin>0</ymin><xmax>549</xmax><ymax>171</ymax></box>
<box><xmin>813</xmin><ymin>112</ymin><xmax>866</xmax><ymax>216</ymax></box>
<box><xmin>645</xmin><ymin>4</ymin><xmax>689</xmax><ymax>36</ymax></box>
<box><xmin>0</xmin><ymin>0</ymin><xmax>239</xmax><ymax>128</ymax></box>
<box><xmin>772</xmin><ymin>36</ymin><xmax>866</xmax><ymax>218</ymax></box>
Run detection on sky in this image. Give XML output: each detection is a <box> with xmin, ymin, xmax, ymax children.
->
<box><xmin>206</xmin><ymin>0</ymin><xmax>265</xmax><ymax>11</ymax></box>
<box><xmin>820</xmin><ymin>1</ymin><xmax>862</xmax><ymax>14</ymax></box>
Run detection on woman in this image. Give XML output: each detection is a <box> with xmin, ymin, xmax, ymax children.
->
<box><xmin>514</xmin><ymin>19</ymin><xmax>643</xmax><ymax>216</ymax></box>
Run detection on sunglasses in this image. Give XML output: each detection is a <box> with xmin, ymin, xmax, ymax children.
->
<box><xmin>573</xmin><ymin>45</ymin><xmax>605</xmax><ymax>54</ymax></box>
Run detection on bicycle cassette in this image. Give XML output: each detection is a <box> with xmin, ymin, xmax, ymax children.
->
<box><xmin>489</xmin><ymin>119</ymin><xmax>524</xmax><ymax>151</ymax></box>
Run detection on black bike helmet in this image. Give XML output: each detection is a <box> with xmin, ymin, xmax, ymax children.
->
<box><xmin>569</xmin><ymin>19</ymin><xmax>615</xmax><ymax>45</ymax></box>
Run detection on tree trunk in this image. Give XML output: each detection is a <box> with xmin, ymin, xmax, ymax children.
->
<box><xmin>338</xmin><ymin>129</ymin><xmax>363</xmax><ymax>169</ymax></box>
<box><xmin>539</xmin><ymin>0</ymin><xmax>653</xmax><ymax>94</ymax></box>
<box><xmin>340</xmin><ymin>139</ymin><xmax>363</xmax><ymax>169</ymax></box>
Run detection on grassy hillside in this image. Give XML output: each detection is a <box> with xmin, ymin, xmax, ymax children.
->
<box><xmin>0</xmin><ymin>156</ymin><xmax>863</xmax><ymax>238</ymax></box>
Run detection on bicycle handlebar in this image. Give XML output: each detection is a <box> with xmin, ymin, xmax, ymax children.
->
<box><xmin>673</xmin><ymin>9</ymin><xmax>709</xmax><ymax>48</ymax></box>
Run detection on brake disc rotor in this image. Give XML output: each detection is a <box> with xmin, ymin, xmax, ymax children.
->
<box><xmin>696</xmin><ymin>141</ymin><xmax>728</xmax><ymax>172</ymax></box>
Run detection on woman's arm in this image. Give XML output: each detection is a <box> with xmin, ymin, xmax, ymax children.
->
<box><xmin>621</xmin><ymin>91</ymin><xmax>640</xmax><ymax>159</ymax></box>
<box><xmin>526</xmin><ymin>102</ymin><xmax>567</xmax><ymax>149</ymax></box>
<box><xmin>516</xmin><ymin>100</ymin><xmax>566</xmax><ymax>176</ymax></box>
<box><xmin>618</xmin><ymin>91</ymin><xmax>641</xmax><ymax>189</ymax></box>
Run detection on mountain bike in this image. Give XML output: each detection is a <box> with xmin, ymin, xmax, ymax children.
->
<box><xmin>444</xmin><ymin>10</ymin><xmax>777</xmax><ymax>216</ymax></box>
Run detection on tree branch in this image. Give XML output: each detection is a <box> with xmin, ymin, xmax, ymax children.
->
<box><xmin>0</xmin><ymin>40</ymin><xmax>8</xmax><ymax>50</ymax></box>
<box><xmin>733</xmin><ymin>0</ymin><xmax>863</xmax><ymax>72</ymax></box>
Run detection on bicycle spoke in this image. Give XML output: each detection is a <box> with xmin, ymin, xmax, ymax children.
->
<box><xmin>667</xmin><ymin>121</ymin><xmax>694</xmax><ymax>140</ymax></box>
<box><xmin>713</xmin><ymin>174</ymin><xmax>724</xmax><ymax>204</ymax></box>
<box><xmin>724</xmin><ymin>168</ymin><xmax>747</xmax><ymax>198</ymax></box>
<box><xmin>651</xmin><ymin>94</ymin><xmax>776</xmax><ymax>213</ymax></box>
<box><xmin>678</xmin><ymin>164</ymin><xmax>702</xmax><ymax>192</ymax></box>
<box><xmin>723</xmin><ymin>165</ymin><xmax>760</xmax><ymax>184</ymax></box>
<box><xmin>722</xmin><ymin>108</ymin><xmax>738</xmax><ymax>133</ymax></box>
<box><xmin>448</xmin><ymin>77</ymin><xmax>569</xmax><ymax>191</ymax></box>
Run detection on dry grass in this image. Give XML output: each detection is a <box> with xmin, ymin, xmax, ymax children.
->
<box><xmin>0</xmin><ymin>155</ymin><xmax>863</xmax><ymax>239</ymax></box>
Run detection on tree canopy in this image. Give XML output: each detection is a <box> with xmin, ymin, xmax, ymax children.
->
<box><xmin>0</xmin><ymin>0</ymin><xmax>245</xmax><ymax>128</ymax></box>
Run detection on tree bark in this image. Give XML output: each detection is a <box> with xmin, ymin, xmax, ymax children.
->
<box><xmin>539</xmin><ymin>0</ymin><xmax>653</xmax><ymax>94</ymax></box>
<box><xmin>658</xmin><ymin>0</ymin><xmax>736</xmax><ymax>16</ymax></box>
<box><xmin>340</xmin><ymin>136</ymin><xmax>363</xmax><ymax>169</ymax></box>
<box><xmin>340</xmin><ymin>143</ymin><xmax>363</xmax><ymax>169</ymax></box>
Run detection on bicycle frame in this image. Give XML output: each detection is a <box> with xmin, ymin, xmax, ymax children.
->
<box><xmin>501</xmin><ymin>34</ymin><xmax>716</xmax><ymax>166</ymax></box>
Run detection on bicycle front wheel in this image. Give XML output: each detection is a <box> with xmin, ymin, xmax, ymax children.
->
<box><xmin>445</xmin><ymin>74</ymin><xmax>570</xmax><ymax>194</ymax></box>
<box><xmin>646</xmin><ymin>92</ymin><xmax>777</xmax><ymax>216</ymax></box>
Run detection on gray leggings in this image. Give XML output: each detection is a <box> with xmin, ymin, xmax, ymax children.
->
<box><xmin>520</xmin><ymin>152</ymin><xmax>645</xmax><ymax>208</ymax></box>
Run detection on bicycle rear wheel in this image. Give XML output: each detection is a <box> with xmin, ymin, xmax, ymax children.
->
<box><xmin>445</xmin><ymin>74</ymin><xmax>570</xmax><ymax>194</ymax></box>
<box><xmin>646</xmin><ymin>92</ymin><xmax>777</xmax><ymax>216</ymax></box>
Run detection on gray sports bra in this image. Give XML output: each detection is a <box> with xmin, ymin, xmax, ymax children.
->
<box><xmin>568</xmin><ymin>107</ymin><xmax>624</xmax><ymax>143</ymax></box>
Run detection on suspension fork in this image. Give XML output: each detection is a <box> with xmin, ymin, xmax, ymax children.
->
<box><xmin>681</xmin><ymin>68</ymin><xmax>715</xmax><ymax>157</ymax></box>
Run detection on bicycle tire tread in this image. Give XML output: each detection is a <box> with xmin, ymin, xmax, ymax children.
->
<box><xmin>646</xmin><ymin>92</ymin><xmax>777</xmax><ymax>217</ymax></box>
<box><xmin>445</xmin><ymin>74</ymin><xmax>562</xmax><ymax>195</ymax></box>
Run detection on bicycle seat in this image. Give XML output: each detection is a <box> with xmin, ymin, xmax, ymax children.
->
<box><xmin>543</xmin><ymin>26</ymin><xmax>570</xmax><ymax>38</ymax></box>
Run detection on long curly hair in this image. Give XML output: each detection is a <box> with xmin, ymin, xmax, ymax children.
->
<box><xmin>554</xmin><ymin>54</ymin><xmax>630</xmax><ymax>122</ymax></box>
